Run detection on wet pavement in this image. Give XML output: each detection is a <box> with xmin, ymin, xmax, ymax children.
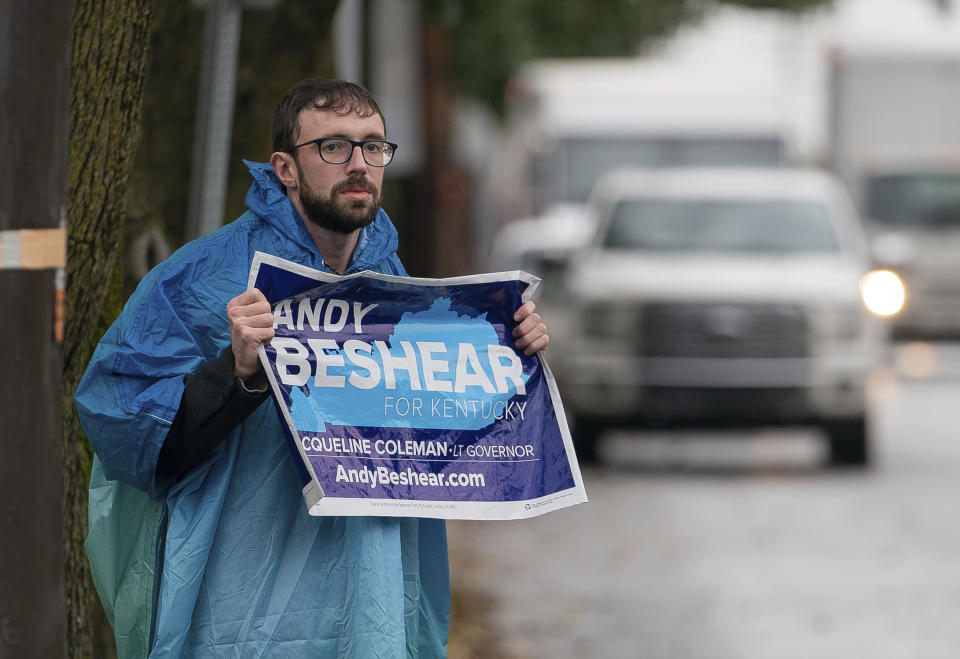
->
<box><xmin>448</xmin><ymin>343</ymin><xmax>960</xmax><ymax>658</ymax></box>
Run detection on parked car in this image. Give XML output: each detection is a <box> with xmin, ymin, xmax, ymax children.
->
<box><xmin>555</xmin><ymin>167</ymin><xmax>902</xmax><ymax>466</ymax></box>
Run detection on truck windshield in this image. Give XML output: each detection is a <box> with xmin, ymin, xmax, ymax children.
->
<box><xmin>603</xmin><ymin>198</ymin><xmax>840</xmax><ymax>253</ymax></box>
<box><xmin>866</xmin><ymin>172</ymin><xmax>960</xmax><ymax>228</ymax></box>
<box><xmin>546</xmin><ymin>136</ymin><xmax>785</xmax><ymax>204</ymax></box>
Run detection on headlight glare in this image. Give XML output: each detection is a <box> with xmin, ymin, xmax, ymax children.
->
<box><xmin>860</xmin><ymin>269</ymin><xmax>905</xmax><ymax>317</ymax></box>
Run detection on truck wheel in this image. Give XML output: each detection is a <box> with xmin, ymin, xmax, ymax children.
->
<box><xmin>572</xmin><ymin>418</ymin><xmax>603</xmax><ymax>465</ymax></box>
<box><xmin>825</xmin><ymin>416</ymin><xmax>870</xmax><ymax>467</ymax></box>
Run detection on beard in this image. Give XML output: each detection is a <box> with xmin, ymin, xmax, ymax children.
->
<box><xmin>297</xmin><ymin>171</ymin><xmax>382</xmax><ymax>234</ymax></box>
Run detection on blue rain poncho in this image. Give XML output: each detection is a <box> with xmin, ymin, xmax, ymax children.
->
<box><xmin>75</xmin><ymin>161</ymin><xmax>450</xmax><ymax>658</ymax></box>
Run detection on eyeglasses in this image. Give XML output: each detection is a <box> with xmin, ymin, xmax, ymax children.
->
<box><xmin>289</xmin><ymin>137</ymin><xmax>398</xmax><ymax>167</ymax></box>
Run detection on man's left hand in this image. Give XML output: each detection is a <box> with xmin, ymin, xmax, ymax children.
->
<box><xmin>512</xmin><ymin>301</ymin><xmax>549</xmax><ymax>356</ymax></box>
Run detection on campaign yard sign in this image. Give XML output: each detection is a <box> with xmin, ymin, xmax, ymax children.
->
<box><xmin>248</xmin><ymin>252</ymin><xmax>587</xmax><ymax>520</ymax></box>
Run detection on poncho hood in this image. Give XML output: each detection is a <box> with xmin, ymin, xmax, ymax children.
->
<box><xmin>243</xmin><ymin>159</ymin><xmax>401</xmax><ymax>274</ymax></box>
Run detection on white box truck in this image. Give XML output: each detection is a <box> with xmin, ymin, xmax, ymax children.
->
<box><xmin>488</xmin><ymin>51</ymin><xmax>809</xmax><ymax>272</ymax></box>
<box><xmin>827</xmin><ymin>34</ymin><xmax>960</xmax><ymax>336</ymax></box>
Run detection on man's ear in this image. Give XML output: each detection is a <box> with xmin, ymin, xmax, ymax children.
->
<box><xmin>270</xmin><ymin>151</ymin><xmax>299</xmax><ymax>190</ymax></box>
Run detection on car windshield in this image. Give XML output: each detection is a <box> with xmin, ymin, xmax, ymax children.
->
<box><xmin>602</xmin><ymin>197</ymin><xmax>841</xmax><ymax>253</ymax></box>
<box><xmin>540</xmin><ymin>136</ymin><xmax>785</xmax><ymax>204</ymax></box>
<box><xmin>866</xmin><ymin>171</ymin><xmax>960</xmax><ymax>228</ymax></box>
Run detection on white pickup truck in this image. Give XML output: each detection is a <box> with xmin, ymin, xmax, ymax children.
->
<box><xmin>555</xmin><ymin>167</ymin><xmax>900</xmax><ymax>467</ymax></box>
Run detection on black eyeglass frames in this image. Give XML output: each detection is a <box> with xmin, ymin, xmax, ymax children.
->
<box><xmin>289</xmin><ymin>137</ymin><xmax>398</xmax><ymax>167</ymax></box>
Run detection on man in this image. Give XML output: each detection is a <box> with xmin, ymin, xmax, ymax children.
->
<box><xmin>76</xmin><ymin>79</ymin><xmax>548</xmax><ymax>658</ymax></box>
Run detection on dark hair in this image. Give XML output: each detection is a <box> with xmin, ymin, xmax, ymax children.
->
<box><xmin>271</xmin><ymin>79</ymin><xmax>386</xmax><ymax>153</ymax></box>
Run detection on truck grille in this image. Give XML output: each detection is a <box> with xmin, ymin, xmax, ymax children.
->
<box><xmin>640</xmin><ymin>302</ymin><xmax>808</xmax><ymax>358</ymax></box>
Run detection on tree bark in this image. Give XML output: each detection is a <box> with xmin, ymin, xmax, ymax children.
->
<box><xmin>64</xmin><ymin>1</ymin><xmax>154</xmax><ymax>657</ymax></box>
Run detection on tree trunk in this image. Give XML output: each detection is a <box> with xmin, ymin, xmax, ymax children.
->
<box><xmin>64</xmin><ymin>1</ymin><xmax>154</xmax><ymax>657</ymax></box>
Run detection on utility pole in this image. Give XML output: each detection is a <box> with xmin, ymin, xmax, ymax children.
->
<box><xmin>186</xmin><ymin>0</ymin><xmax>244</xmax><ymax>239</ymax></box>
<box><xmin>186</xmin><ymin>0</ymin><xmax>280</xmax><ymax>240</ymax></box>
<box><xmin>0</xmin><ymin>0</ymin><xmax>70</xmax><ymax>656</ymax></box>
<box><xmin>334</xmin><ymin>0</ymin><xmax>365</xmax><ymax>84</ymax></box>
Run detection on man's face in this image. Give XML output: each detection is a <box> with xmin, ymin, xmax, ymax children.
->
<box><xmin>292</xmin><ymin>108</ymin><xmax>386</xmax><ymax>234</ymax></box>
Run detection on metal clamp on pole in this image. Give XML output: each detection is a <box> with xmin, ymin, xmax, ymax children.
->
<box><xmin>0</xmin><ymin>227</ymin><xmax>67</xmax><ymax>270</ymax></box>
<box><xmin>0</xmin><ymin>227</ymin><xmax>68</xmax><ymax>342</ymax></box>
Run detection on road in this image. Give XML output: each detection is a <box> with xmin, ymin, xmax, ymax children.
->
<box><xmin>447</xmin><ymin>342</ymin><xmax>960</xmax><ymax>658</ymax></box>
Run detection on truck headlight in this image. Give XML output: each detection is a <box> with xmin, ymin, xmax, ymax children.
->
<box><xmin>860</xmin><ymin>269</ymin><xmax>905</xmax><ymax>317</ymax></box>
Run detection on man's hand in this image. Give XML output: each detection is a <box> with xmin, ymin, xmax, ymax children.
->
<box><xmin>512</xmin><ymin>300</ymin><xmax>549</xmax><ymax>356</ymax></box>
<box><xmin>227</xmin><ymin>289</ymin><xmax>275</xmax><ymax>378</ymax></box>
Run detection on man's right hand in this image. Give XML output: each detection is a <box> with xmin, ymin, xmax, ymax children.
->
<box><xmin>227</xmin><ymin>288</ymin><xmax>275</xmax><ymax>378</ymax></box>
